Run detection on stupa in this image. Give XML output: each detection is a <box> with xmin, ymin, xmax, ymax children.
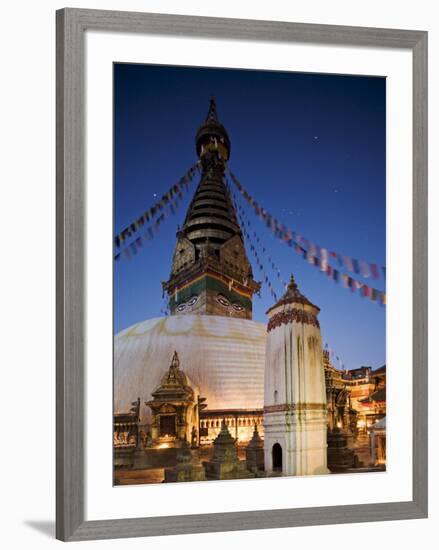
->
<box><xmin>114</xmin><ymin>100</ymin><xmax>266</xmax><ymax>444</ymax></box>
<box><xmin>263</xmin><ymin>275</ymin><xmax>328</xmax><ymax>476</ymax></box>
<box><xmin>245</xmin><ymin>424</ymin><xmax>265</xmax><ymax>473</ymax></box>
<box><xmin>164</xmin><ymin>441</ymin><xmax>207</xmax><ymax>483</ymax></box>
<box><xmin>203</xmin><ymin>420</ymin><xmax>254</xmax><ymax>480</ymax></box>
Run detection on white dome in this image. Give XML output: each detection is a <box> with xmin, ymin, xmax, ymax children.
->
<box><xmin>114</xmin><ymin>315</ymin><xmax>266</xmax><ymax>424</ymax></box>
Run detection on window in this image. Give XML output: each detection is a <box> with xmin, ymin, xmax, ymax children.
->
<box><xmin>159</xmin><ymin>415</ymin><xmax>176</xmax><ymax>437</ymax></box>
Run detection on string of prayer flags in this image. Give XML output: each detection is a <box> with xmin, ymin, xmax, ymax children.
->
<box><xmin>319</xmin><ymin>252</ymin><xmax>386</xmax><ymax>305</ymax></box>
<box><xmin>160</xmin><ymin>294</ymin><xmax>170</xmax><ymax>316</ymax></box>
<box><xmin>114</xmin><ymin>193</ymin><xmax>182</xmax><ymax>261</ymax></box>
<box><xmin>234</xmin><ymin>196</ymin><xmax>288</xmax><ymax>292</ymax></box>
<box><xmin>232</xmin><ymin>193</ymin><xmax>285</xmax><ymax>301</ymax></box>
<box><xmin>233</xmin><ymin>199</ymin><xmax>280</xmax><ymax>302</ymax></box>
<box><xmin>234</xmin><ymin>187</ymin><xmax>386</xmax><ymax>308</ymax></box>
<box><xmin>370</xmin><ymin>264</ymin><xmax>380</xmax><ymax>279</ymax></box>
<box><xmin>226</xmin><ymin>166</ymin><xmax>386</xmax><ymax>281</ymax></box>
<box><xmin>114</xmin><ymin>162</ymin><xmax>199</xmax><ymax>249</ymax></box>
<box><xmin>245</xmin><ymin>232</ymin><xmax>278</xmax><ymax>301</ymax></box>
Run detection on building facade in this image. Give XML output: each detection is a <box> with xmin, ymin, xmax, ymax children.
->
<box><xmin>323</xmin><ymin>360</ymin><xmax>386</xmax><ymax>433</ymax></box>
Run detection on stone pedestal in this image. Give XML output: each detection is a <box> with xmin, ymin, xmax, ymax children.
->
<box><xmin>164</xmin><ymin>441</ymin><xmax>206</xmax><ymax>482</ymax></box>
<box><xmin>113</xmin><ymin>447</ymin><xmax>134</xmax><ymax>470</ymax></box>
<box><xmin>204</xmin><ymin>421</ymin><xmax>254</xmax><ymax>480</ymax></box>
<box><xmin>245</xmin><ymin>425</ymin><xmax>265</xmax><ymax>473</ymax></box>
<box><xmin>132</xmin><ymin>439</ymin><xmax>147</xmax><ymax>470</ymax></box>
<box><xmin>327</xmin><ymin>427</ymin><xmax>355</xmax><ymax>472</ymax></box>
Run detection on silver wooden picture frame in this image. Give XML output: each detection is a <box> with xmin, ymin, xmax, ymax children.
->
<box><xmin>56</xmin><ymin>8</ymin><xmax>428</xmax><ymax>542</ymax></box>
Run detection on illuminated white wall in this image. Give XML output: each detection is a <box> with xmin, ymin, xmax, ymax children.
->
<box><xmin>115</xmin><ymin>314</ymin><xmax>266</xmax><ymax>423</ymax></box>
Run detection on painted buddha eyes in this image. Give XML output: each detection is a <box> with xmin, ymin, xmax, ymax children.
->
<box><xmin>216</xmin><ymin>294</ymin><xmax>230</xmax><ymax>307</ymax></box>
<box><xmin>176</xmin><ymin>294</ymin><xmax>243</xmax><ymax>312</ymax></box>
<box><xmin>176</xmin><ymin>295</ymin><xmax>198</xmax><ymax>311</ymax></box>
<box><xmin>216</xmin><ymin>294</ymin><xmax>244</xmax><ymax>311</ymax></box>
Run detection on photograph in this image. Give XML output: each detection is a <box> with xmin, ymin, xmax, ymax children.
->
<box><xmin>1</xmin><ymin>1</ymin><xmax>431</xmax><ymax>546</ymax></box>
<box><xmin>112</xmin><ymin>63</ymin><xmax>387</xmax><ymax>485</ymax></box>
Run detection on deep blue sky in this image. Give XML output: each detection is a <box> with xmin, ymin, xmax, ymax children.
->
<box><xmin>114</xmin><ymin>63</ymin><xmax>386</xmax><ymax>370</ymax></box>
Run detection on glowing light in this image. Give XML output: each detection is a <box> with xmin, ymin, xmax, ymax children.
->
<box><xmin>157</xmin><ymin>443</ymin><xmax>169</xmax><ymax>449</ymax></box>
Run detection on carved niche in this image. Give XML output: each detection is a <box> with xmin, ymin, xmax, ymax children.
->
<box><xmin>171</xmin><ymin>236</ymin><xmax>196</xmax><ymax>275</ymax></box>
<box><xmin>220</xmin><ymin>234</ymin><xmax>251</xmax><ymax>278</ymax></box>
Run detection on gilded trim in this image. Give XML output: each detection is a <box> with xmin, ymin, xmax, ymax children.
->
<box><xmin>174</xmin><ymin>268</ymin><xmax>252</xmax><ymax>299</ymax></box>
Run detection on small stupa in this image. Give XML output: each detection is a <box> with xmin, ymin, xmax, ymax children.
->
<box><xmin>204</xmin><ymin>420</ymin><xmax>254</xmax><ymax>480</ymax></box>
<box><xmin>164</xmin><ymin>440</ymin><xmax>207</xmax><ymax>483</ymax></box>
<box><xmin>245</xmin><ymin>424</ymin><xmax>265</xmax><ymax>474</ymax></box>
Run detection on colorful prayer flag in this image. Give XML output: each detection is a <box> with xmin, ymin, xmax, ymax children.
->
<box><xmin>344</xmin><ymin>256</ymin><xmax>354</xmax><ymax>272</ymax></box>
<box><xmin>360</xmin><ymin>261</ymin><xmax>370</xmax><ymax>278</ymax></box>
<box><xmin>370</xmin><ymin>264</ymin><xmax>380</xmax><ymax>279</ymax></box>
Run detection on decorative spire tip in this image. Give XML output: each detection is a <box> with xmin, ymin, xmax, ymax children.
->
<box><xmin>206</xmin><ymin>96</ymin><xmax>218</xmax><ymax>121</ymax></box>
<box><xmin>171</xmin><ymin>350</ymin><xmax>180</xmax><ymax>369</ymax></box>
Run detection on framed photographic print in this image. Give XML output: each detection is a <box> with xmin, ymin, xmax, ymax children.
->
<box><xmin>56</xmin><ymin>8</ymin><xmax>428</xmax><ymax>541</ymax></box>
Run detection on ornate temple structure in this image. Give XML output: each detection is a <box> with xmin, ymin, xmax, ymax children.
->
<box><xmin>162</xmin><ymin>98</ymin><xmax>260</xmax><ymax>319</ymax></box>
<box><xmin>323</xmin><ymin>350</ymin><xmax>355</xmax><ymax>433</ymax></box>
<box><xmin>323</xmin><ymin>353</ymin><xmax>386</xmax><ymax>470</ymax></box>
<box><xmin>145</xmin><ymin>351</ymin><xmax>201</xmax><ymax>447</ymax></box>
<box><xmin>263</xmin><ymin>276</ymin><xmax>328</xmax><ymax>476</ymax></box>
<box><xmin>323</xmin><ymin>353</ymin><xmax>386</xmax><ymax>434</ymax></box>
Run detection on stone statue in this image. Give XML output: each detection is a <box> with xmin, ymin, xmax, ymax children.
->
<box><xmin>191</xmin><ymin>426</ymin><xmax>197</xmax><ymax>448</ymax></box>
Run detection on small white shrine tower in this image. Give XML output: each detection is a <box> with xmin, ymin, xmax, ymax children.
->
<box><xmin>263</xmin><ymin>275</ymin><xmax>328</xmax><ymax>476</ymax></box>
